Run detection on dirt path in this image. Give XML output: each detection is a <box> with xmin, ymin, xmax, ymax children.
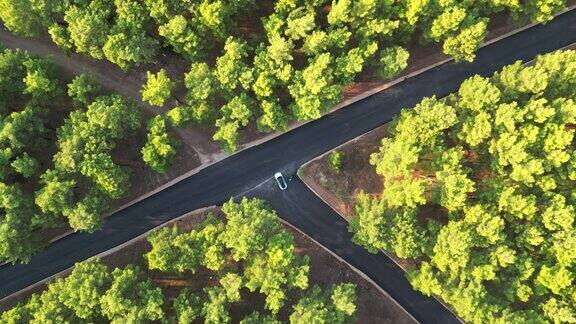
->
<box><xmin>0</xmin><ymin>27</ymin><xmax>221</xmax><ymax>165</ymax></box>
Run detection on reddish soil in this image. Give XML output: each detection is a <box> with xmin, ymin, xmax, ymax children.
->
<box><xmin>112</xmin><ymin>126</ymin><xmax>200</xmax><ymax>207</ymax></box>
<box><xmin>300</xmin><ymin>125</ymin><xmax>390</xmax><ymax>218</ymax></box>
<box><xmin>0</xmin><ymin>207</ymin><xmax>415</xmax><ymax>324</ymax></box>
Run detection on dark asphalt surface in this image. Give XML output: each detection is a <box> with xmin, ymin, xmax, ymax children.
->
<box><xmin>246</xmin><ymin>177</ymin><xmax>448</xmax><ymax>323</ymax></box>
<box><xmin>2</xmin><ymin>9</ymin><xmax>576</xmax><ymax>322</ymax></box>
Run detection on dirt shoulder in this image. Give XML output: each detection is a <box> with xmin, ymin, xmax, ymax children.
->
<box><xmin>299</xmin><ymin>125</ymin><xmax>389</xmax><ymax>219</ymax></box>
<box><xmin>0</xmin><ymin>206</ymin><xmax>415</xmax><ymax>324</ymax></box>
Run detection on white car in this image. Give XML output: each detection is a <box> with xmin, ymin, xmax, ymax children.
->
<box><xmin>274</xmin><ymin>172</ymin><xmax>288</xmax><ymax>190</ymax></box>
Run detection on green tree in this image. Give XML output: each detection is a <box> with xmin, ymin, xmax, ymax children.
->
<box><xmin>11</xmin><ymin>153</ymin><xmax>39</xmax><ymax>178</ymax></box>
<box><xmin>221</xmin><ymin>94</ymin><xmax>253</xmax><ymax>127</ymax></box>
<box><xmin>240</xmin><ymin>311</ymin><xmax>279</xmax><ymax>324</ymax></box>
<box><xmin>146</xmin><ymin>219</ymin><xmax>225</xmax><ymax>273</ymax></box>
<box><xmin>0</xmin><ymin>183</ymin><xmax>42</xmax><ymax>263</ymax></box>
<box><xmin>442</xmin><ymin>20</ymin><xmax>488</xmax><ymax>62</ymax></box>
<box><xmin>220</xmin><ymin>273</ymin><xmax>243</xmax><ymax>302</ymax></box>
<box><xmin>39</xmin><ymin>94</ymin><xmax>141</xmax><ymax>232</ymax></box>
<box><xmin>23</xmin><ymin>68</ymin><xmax>59</xmax><ymax>99</ymax></box>
<box><xmin>220</xmin><ymin>198</ymin><xmax>281</xmax><ymax>261</ymax></box>
<box><xmin>185</xmin><ymin>62</ymin><xmax>216</xmax><ymax>104</ymax></box>
<box><xmin>4</xmin><ymin>197</ymin><xmax>358</xmax><ymax>321</ymax></box>
<box><xmin>35</xmin><ymin>173</ymin><xmax>75</xmax><ymax>217</ymax></box>
<box><xmin>213</xmin><ymin>119</ymin><xmax>240</xmax><ymax>152</ymax></box>
<box><xmin>289</xmin><ymin>53</ymin><xmax>342</xmax><ymax>120</ymax></box>
<box><xmin>173</xmin><ymin>288</ymin><xmax>203</xmax><ymax>323</ymax></box>
<box><xmin>52</xmin><ymin>258</ymin><xmax>110</xmax><ymax>320</ymax></box>
<box><xmin>202</xmin><ymin>287</ymin><xmax>231</xmax><ymax>324</ymax></box>
<box><xmin>100</xmin><ymin>265</ymin><xmax>165</xmax><ymax>322</ymax></box>
<box><xmin>244</xmin><ymin>230</ymin><xmax>310</xmax><ymax>313</ymax></box>
<box><xmin>0</xmin><ymin>48</ymin><xmax>27</xmax><ymax>111</ymax></box>
<box><xmin>289</xmin><ymin>284</ymin><xmax>357</xmax><ymax>324</ymax></box>
<box><xmin>331</xmin><ymin>283</ymin><xmax>357</xmax><ymax>319</ymax></box>
<box><xmin>142</xmin><ymin>116</ymin><xmax>179</xmax><ymax>173</ymax></box>
<box><xmin>354</xmin><ymin>50</ymin><xmax>576</xmax><ymax>322</ymax></box>
<box><xmin>327</xmin><ymin>150</ymin><xmax>343</xmax><ymax>173</ymax></box>
<box><xmin>63</xmin><ymin>2</ymin><xmax>111</xmax><ymax>60</ymax></box>
<box><xmin>67</xmin><ymin>74</ymin><xmax>101</xmax><ymax>106</ymax></box>
<box><xmin>215</xmin><ymin>37</ymin><xmax>252</xmax><ymax>93</ymax></box>
<box><xmin>158</xmin><ymin>15</ymin><xmax>204</xmax><ymax>61</ymax></box>
<box><xmin>0</xmin><ymin>0</ymin><xmax>42</xmax><ymax>36</ymax></box>
<box><xmin>182</xmin><ymin>62</ymin><xmax>217</xmax><ymax>125</ymax></box>
<box><xmin>102</xmin><ymin>32</ymin><xmax>158</xmax><ymax>70</ymax></box>
<box><xmin>377</xmin><ymin>46</ymin><xmax>409</xmax><ymax>80</ymax></box>
<box><xmin>141</xmin><ymin>69</ymin><xmax>174</xmax><ymax>107</ymax></box>
<box><xmin>256</xmin><ymin>99</ymin><xmax>288</xmax><ymax>132</ymax></box>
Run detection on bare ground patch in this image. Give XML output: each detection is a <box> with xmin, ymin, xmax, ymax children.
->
<box><xmin>299</xmin><ymin>125</ymin><xmax>389</xmax><ymax>219</ymax></box>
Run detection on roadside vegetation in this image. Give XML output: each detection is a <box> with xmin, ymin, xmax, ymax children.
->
<box><xmin>0</xmin><ymin>1</ymin><xmax>573</xmax><ymax>320</ymax></box>
<box><xmin>1</xmin><ymin>198</ymin><xmax>358</xmax><ymax>323</ymax></box>
<box><xmin>0</xmin><ymin>47</ymin><xmax>148</xmax><ymax>264</ymax></box>
<box><xmin>347</xmin><ymin>50</ymin><xmax>576</xmax><ymax>322</ymax></box>
<box><xmin>0</xmin><ymin>0</ymin><xmax>569</xmax><ymax>158</ymax></box>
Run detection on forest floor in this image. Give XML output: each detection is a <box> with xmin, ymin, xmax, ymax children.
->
<box><xmin>299</xmin><ymin>125</ymin><xmax>388</xmax><ymax>220</ymax></box>
<box><xmin>0</xmin><ymin>206</ymin><xmax>416</xmax><ymax>324</ymax></box>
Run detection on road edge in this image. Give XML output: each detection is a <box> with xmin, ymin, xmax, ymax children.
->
<box><xmin>0</xmin><ymin>206</ymin><xmax>216</xmax><ymax>308</ymax></box>
<box><xmin>35</xmin><ymin>5</ymin><xmax>576</xmax><ymax>252</ymax></box>
<box><xmin>94</xmin><ymin>5</ymin><xmax>576</xmax><ymax>220</ymax></box>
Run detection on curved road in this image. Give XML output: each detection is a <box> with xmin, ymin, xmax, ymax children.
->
<box><xmin>2</xmin><ymin>10</ymin><xmax>576</xmax><ymax>323</ymax></box>
<box><xmin>246</xmin><ymin>177</ymin><xmax>452</xmax><ymax>323</ymax></box>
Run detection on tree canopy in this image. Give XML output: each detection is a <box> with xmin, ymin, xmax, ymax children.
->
<box><xmin>141</xmin><ymin>69</ymin><xmax>174</xmax><ymax>107</ymax></box>
<box><xmin>0</xmin><ymin>48</ymin><xmax>64</xmax><ymax>263</ymax></box>
<box><xmin>2</xmin><ymin>198</ymin><xmax>357</xmax><ymax>323</ymax></box>
<box><xmin>146</xmin><ymin>198</ymin><xmax>311</xmax><ymax>314</ymax></box>
<box><xmin>141</xmin><ymin>115</ymin><xmax>178</xmax><ymax>173</ymax></box>
<box><xmin>0</xmin><ymin>0</ymin><xmax>568</xmax><ymax>151</ymax></box>
<box><xmin>350</xmin><ymin>50</ymin><xmax>576</xmax><ymax>322</ymax></box>
<box><xmin>38</xmin><ymin>94</ymin><xmax>142</xmax><ymax>232</ymax></box>
<box><xmin>0</xmin><ymin>48</ymin><xmax>145</xmax><ymax>264</ymax></box>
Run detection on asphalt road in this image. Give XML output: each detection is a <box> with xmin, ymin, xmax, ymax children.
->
<box><xmin>2</xmin><ymin>9</ymin><xmax>576</xmax><ymax>322</ymax></box>
<box><xmin>246</xmin><ymin>177</ymin><xmax>449</xmax><ymax>323</ymax></box>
